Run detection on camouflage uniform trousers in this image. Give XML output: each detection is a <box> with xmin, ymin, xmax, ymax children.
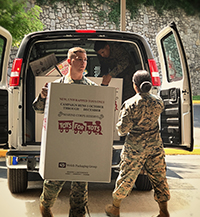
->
<box><xmin>40</xmin><ymin>180</ymin><xmax>88</xmax><ymax>217</ymax></box>
<box><xmin>113</xmin><ymin>141</ymin><xmax>170</xmax><ymax>203</ymax></box>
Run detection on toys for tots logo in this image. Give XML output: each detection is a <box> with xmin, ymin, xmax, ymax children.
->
<box><xmin>58</xmin><ymin>120</ymin><xmax>103</xmax><ymax>135</ymax></box>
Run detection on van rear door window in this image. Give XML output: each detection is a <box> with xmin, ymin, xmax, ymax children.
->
<box><xmin>162</xmin><ymin>33</ymin><xmax>183</xmax><ymax>82</ymax></box>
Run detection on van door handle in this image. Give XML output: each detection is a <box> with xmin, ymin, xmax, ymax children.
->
<box><xmin>169</xmin><ymin>88</ymin><xmax>178</xmax><ymax>104</ymax></box>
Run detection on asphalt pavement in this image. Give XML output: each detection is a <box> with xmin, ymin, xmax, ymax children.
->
<box><xmin>0</xmin><ymin>155</ymin><xmax>200</xmax><ymax>217</ymax></box>
<box><xmin>193</xmin><ymin>103</ymin><xmax>200</xmax><ymax>151</ymax></box>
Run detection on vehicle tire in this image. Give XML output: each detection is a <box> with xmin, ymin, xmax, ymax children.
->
<box><xmin>7</xmin><ymin>168</ymin><xmax>28</xmax><ymax>193</ymax></box>
<box><xmin>135</xmin><ymin>174</ymin><xmax>153</xmax><ymax>191</ymax></box>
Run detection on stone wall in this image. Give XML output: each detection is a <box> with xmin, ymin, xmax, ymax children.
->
<box><xmin>10</xmin><ymin>1</ymin><xmax>200</xmax><ymax>95</ymax></box>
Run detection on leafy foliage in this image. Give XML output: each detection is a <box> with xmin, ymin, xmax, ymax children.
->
<box><xmin>2</xmin><ymin>0</ymin><xmax>198</xmax><ymax>45</ymax></box>
<box><xmin>143</xmin><ymin>0</ymin><xmax>200</xmax><ymax>16</ymax></box>
<box><xmin>0</xmin><ymin>0</ymin><xmax>43</xmax><ymax>46</ymax></box>
<box><xmin>36</xmin><ymin>0</ymin><xmax>200</xmax><ymax>27</ymax></box>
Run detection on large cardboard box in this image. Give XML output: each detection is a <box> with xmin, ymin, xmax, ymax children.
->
<box><xmin>44</xmin><ymin>66</ymin><xmax>62</xmax><ymax>77</ymax></box>
<box><xmin>39</xmin><ymin>83</ymin><xmax>116</xmax><ymax>182</ymax></box>
<box><xmin>35</xmin><ymin>77</ymin><xmax>123</xmax><ymax>142</ymax></box>
<box><xmin>88</xmin><ymin>77</ymin><xmax>123</xmax><ymax>140</ymax></box>
<box><xmin>30</xmin><ymin>53</ymin><xmax>58</xmax><ymax>76</ymax></box>
<box><xmin>35</xmin><ymin>76</ymin><xmax>60</xmax><ymax>142</ymax></box>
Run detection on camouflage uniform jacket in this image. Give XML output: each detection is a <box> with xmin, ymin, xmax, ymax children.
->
<box><xmin>32</xmin><ymin>74</ymin><xmax>97</xmax><ymax>113</ymax></box>
<box><xmin>116</xmin><ymin>92</ymin><xmax>164</xmax><ymax>146</ymax></box>
<box><xmin>98</xmin><ymin>43</ymin><xmax>134</xmax><ymax>78</ymax></box>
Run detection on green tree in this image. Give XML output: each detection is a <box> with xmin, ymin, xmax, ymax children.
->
<box><xmin>36</xmin><ymin>0</ymin><xmax>200</xmax><ymax>26</ymax></box>
<box><xmin>0</xmin><ymin>0</ymin><xmax>43</xmax><ymax>46</ymax></box>
<box><xmin>142</xmin><ymin>0</ymin><xmax>200</xmax><ymax>16</ymax></box>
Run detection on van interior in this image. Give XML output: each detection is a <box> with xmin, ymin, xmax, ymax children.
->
<box><xmin>25</xmin><ymin>39</ymin><xmax>144</xmax><ymax>145</ymax></box>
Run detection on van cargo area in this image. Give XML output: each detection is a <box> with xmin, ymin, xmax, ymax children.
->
<box><xmin>25</xmin><ymin>37</ymin><xmax>145</xmax><ymax>146</ymax></box>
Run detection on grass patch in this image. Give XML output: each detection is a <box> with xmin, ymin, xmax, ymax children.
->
<box><xmin>193</xmin><ymin>95</ymin><xmax>200</xmax><ymax>100</ymax></box>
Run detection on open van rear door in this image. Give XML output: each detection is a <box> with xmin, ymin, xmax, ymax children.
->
<box><xmin>0</xmin><ymin>26</ymin><xmax>12</xmax><ymax>147</ymax></box>
<box><xmin>156</xmin><ymin>22</ymin><xmax>193</xmax><ymax>151</ymax></box>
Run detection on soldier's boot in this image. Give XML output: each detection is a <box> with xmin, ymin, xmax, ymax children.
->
<box><xmin>156</xmin><ymin>202</ymin><xmax>170</xmax><ymax>217</ymax></box>
<box><xmin>105</xmin><ymin>199</ymin><xmax>121</xmax><ymax>217</ymax></box>
<box><xmin>40</xmin><ymin>203</ymin><xmax>53</xmax><ymax>217</ymax></box>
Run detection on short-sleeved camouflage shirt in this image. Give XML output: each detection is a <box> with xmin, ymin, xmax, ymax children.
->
<box><xmin>98</xmin><ymin>43</ymin><xmax>134</xmax><ymax>78</ymax></box>
<box><xmin>116</xmin><ymin>92</ymin><xmax>164</xmax><ymax>146</ymax></box>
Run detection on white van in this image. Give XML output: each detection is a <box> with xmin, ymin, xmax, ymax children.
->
<box><xmin>0</xmin><ymin>22</ymin><xmax>193</xmax><ymax>193</ymax></box>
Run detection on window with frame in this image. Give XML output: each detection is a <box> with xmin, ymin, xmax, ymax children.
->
<box><xmin>162</xmin><ymin>33</ymin><xmax>183</xmax><ymax>82</ymax></box>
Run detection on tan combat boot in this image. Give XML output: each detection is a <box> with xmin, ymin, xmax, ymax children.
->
<box><xmin>105</xmin><ymin>199</ymin><xmax>121</xmax><ymax>217</ymax></box>
<box><xmin>40</xmin><ymin>203</ymin><xmax>53</xmax><ymax>217</ymax></box>
<box><xmin>154</xmin><ymin>202</ymin><xmax>170</xmax><ymax>217</ymax></box>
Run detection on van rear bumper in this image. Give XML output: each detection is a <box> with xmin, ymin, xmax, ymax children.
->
<box><xmin>6</xmin><ymin>151</ymin><xmax>40</xmax><ymax>171</ymax></box>
<box><xmin>5</xmin><ymin>146</ymin><xmax>123</xmax><ymax>171</ymax></box>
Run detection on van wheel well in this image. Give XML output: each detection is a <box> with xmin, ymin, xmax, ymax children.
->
<box><xmin>7</xmin><ymin>168</ymin><xmax>28</xmax><ymax>193</ymax></box>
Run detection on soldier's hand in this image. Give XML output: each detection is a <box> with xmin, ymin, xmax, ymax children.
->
<box><xmin>41</xmin><ymin>83</ymin><xmax>48</xmax><ymax>99</ymax></box>
<box><xmin>101</xmin><ymin>74</ymin><xmax>112</xmax><ymax>86</ymax></box>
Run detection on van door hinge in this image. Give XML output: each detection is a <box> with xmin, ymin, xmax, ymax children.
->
<box><xmin>182</xmin><ymin>89</ymin><xmax>189</xmax><ymax>95</ymax></box>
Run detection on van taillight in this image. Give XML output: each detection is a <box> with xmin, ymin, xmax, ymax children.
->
<box><xmin>75</xmin><ymin>30</ymin><xmax>96</xmax><ymax>33</ymax></box>
<box><xmin>148</xmin><ymin>59</ymin><xmax>161</xmax><ymax>86</ymax></box>
<box><xmin>9</xmin><ymin>58</ymin><xmax>23</xmax><ymax>86</ymax></box>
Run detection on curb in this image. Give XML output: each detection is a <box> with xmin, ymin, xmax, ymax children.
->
<box><xmin>1</xmin><ymin>148</ymin><xmax>200</xmax><ymax>158</ymax></box>
<box><xmin>193</xmin><ymin>100</ymin><xmax>200</xmax><ymax>104</ymax></box>
<box><xmin>165</xmin><ymin>148</ymin><xmax>200</xmax><ymax>155</ymax></box>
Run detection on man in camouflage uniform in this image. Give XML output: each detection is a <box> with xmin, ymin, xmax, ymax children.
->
<box><xmin>33</xmin><ymin>47</ymin><xmax>96</xmax><ymax>217</ymax></box>
<box><xmin>94</xmin><ymin>41</ymin><xmax>136</xmax><ymax>102</ymax></box>
<box><xmin>105</xmin><ymin>70</ymin><xmax>170</xmax><ymax>217</ymax></box>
